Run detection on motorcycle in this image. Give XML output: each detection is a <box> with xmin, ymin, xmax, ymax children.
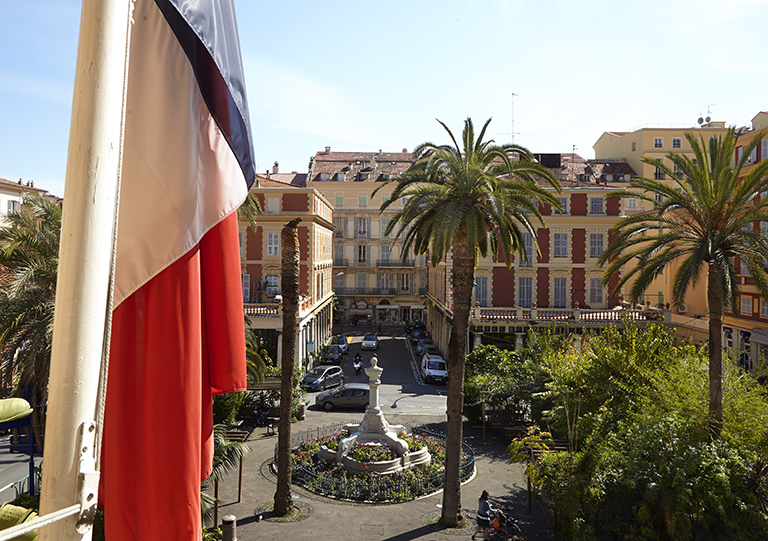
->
<box><xmin>353</xmin><ymin>354</ymin><xmax>363</xmax><ymax>375</ymax></box>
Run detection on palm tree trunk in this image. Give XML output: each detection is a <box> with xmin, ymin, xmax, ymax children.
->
<box><xmin>440</xmin><ymin>228</ymin><xmax>474</xmax><ymax>528</ymax></box>
<box><xmin>707</xmin><ymin>265</ymin><xmax>724</xmax><ymax>437</ymax></box>
<box><xmin>273</xmin><ymin>218</ymin><xmax>301</xmax><ymax>516</ymax></box>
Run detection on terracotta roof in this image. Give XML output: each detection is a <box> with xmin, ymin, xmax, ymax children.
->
<box><xmin>255</xmin><ymin>172</ymin><xmax>307</xmax><ymax>188</ymax></box>
<box><xmin>309</xmin><ymin>149</ymin><xmax>415</xmax><ymax>183</ymax></box>
<box><xmin>0</xmin><ymin>177</ymin><xmax>47</xmax><ymax>193</ymax></box>
<box><xmin>588</xmin><ymin>160</ymin><xmax>636</xmax><ymax>180</ymax></box>
<box><xmin>607</xmin><ymin>131</ymin><xmax>629</xmax><ymax>137</ymax></box>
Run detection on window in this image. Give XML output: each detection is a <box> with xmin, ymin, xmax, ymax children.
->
<box><xmin>555</xmin><ymin>197</ymin><xmax>568</xmax><ymax>214</ymax></box>
<box><xmin>553</xmin><ymin>233</ymin><xmax>568</xmax><ymax>257</ymax></box>
<box><xmin>335</xmin><ymin>196</ymin><xmax>344</xmax><ymax>207</ymax></box>
<box><xmin>359</xmin><ymin>196</ymin><xmax>367</xmax><ymax>207</ymax></box>
<box><xmin>673</xmin><ymin>164</ymin><xmax>684</xmax><ymax>178</ymax></box>
<box><xmin>7</xmin><ymin>200</ymin><xmax>20</xmax><ymax>214</ymax></box>
<box><xmin>763</xmin><ymin>140</ymin><xmax>768</xmax><ymax>161</ymax></box>
<box><xmin>654</xmin><ymin>192</ymin><xmax>664</xmax><ymax>208</ymax></box>
<box><xmin>334</xmin><ymin>217</ymin><xmax>344</xmax><ymax>238</ymax></box>
<box><xmin>734</xmin><ymin>146</ymin><xmax>743</xmax><ymax>167</ymax></box>
<box><xmin>742</xmin><ymin>296</ymin><xmax>752</xmax><ymax>315</ymax></box>
<box><xmin>267</xmin><ymin>232</ymin><xmax>279</xmax><ymax>256</ymax></box>
<box><xmin>357</xmin><ymin>245</ymin><xmax>368</xmax><ymax>266</ymax></box>
<box><xmin>632</xmin><ymin>141</ymin><xmax>637</xmax><ymax>152</ymax></box>
<box><xmin>654</xmin><ymin>166</ymin><xmax>665</xmax><ymax>180</ymax></box>
<box><xmin>241</xmin><ymin>274</ymin><xmax>250</xmax><ymax>302</ymax></box>
<box><xmin>590</xmin><ymin>197</ymin><xmax>603</xmax><ymax>214</ymax></box>
<box><xmin>761</xmin><ymin>298</ymin><xmax>768</xmax><ymax>318</ymax></box>
<box><xmin>520</xmin><ymin>233</ymin><xmax>533</xmax><ymax>266</ymax></box>
<box><xmin>654</xmin><ymin>137</ymin><xmax>663</xmax><ymax>148</ymax></box>
<box><xmin>589</xmin><ymin>278</ymin><xmax>603</xmax><ymax>304</ymax></box>
<box><xmin>475</xmin><ymin>276</ymin><xmax>488</xmax><ymax>307</ymax></box>
<box><xmin>381</xmin><ymin>216</ymin><xmax>390</xmax><ymax>238</ymax></box>
<box><xmin>334</xmin><ymin>272</ymin><xmax>344</xmax><ymax>290</ymax></box>
<box><xmin>742</xmin><ymin>259</ymin><xmax>751</xmax><ymax>275</ymax></box>
<box><xmin>378</xmin><ymin>272</ymin><xmax>392</xmax><ymax>293</ymax></box>
<box><xmin>266</xmin><ymin>274</ymin><xmax>279</xmax><ymax>296</ymax></box>
<box><xmin>518</xmin><ymin>277</ymin><xmax>532</xmax><ymax>308</ymax></box>
<box><xmin>589</xmin><ymin>233</ymin><xmax>604</xmax><ymax>258</ymax></box>
<box><xmin>334</xmin><ymin>243</ymin><xmax>343</xmax><ymax>262</ymax></box>
<box><xmin>626</xmin><ymin>198</ymin><xmax>638</xmax><ymax>209</ymax></box>
<box><xmin>672</xmin><ymin>138</ymin><xmax>681</xmax><ymax>149</ymax></box>
<box><xmin>400</xmin><ymin>273</ymin><xmax>410</xmax><ymax>293</ymax></box>
<box><xmin>357</xmin><ymin>273</ymin><xmax>367</xmax><ymax>290</ymax></box>
<box><xmin>355</xmin><ymin>217</ymin><xmax>369</xmax><ymax>238</ymax></box>
<box><xmin>554</xmin><ymin>277</ymin><xmax>567</xmax><ymax>308</ymax></box>
<box><xmin>336</xmin><ymin>173</ymin><xmax>346</xmax><ymax>182</ymax></box>
<box><xmin>380</xmin><ymin>244</ymin><xmax>390</xmax><ymax>263</ymax></box>
<box><xmin>267</xmin><ymin>197</ymin><xmax>279</xmax><ymax>214</ymax></box>
<box><xmin>318</xmin><ymin>172</ymin><xmax>329</xmax><ymax>181</ymax></box>
<box><xmin>420</xmin><ymin>272</ymin><xmax>427</xmax><ymax>292</ymax></box>
<box><xmin>316</xmin><ymin>273</ymin><xmax>324</xmax><ymax>298</ymax></box>
<box><xmin>749</xmin><ymin>146</ymin><xmax>758</xmax><ymax>163</ymax></box>
<box><xmin>238</xmin><ymin>232</ymin><xmax>243</xmax><ymax>258</ymax></box>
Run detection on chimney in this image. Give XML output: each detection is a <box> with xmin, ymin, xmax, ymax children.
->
<box><xmin>378</xmin><ymin>149</ymin><xmax>382</xmax><ymax>154</ymax></box>
<box><xmin>402</xmin><ymin>148</ymin><xmax>408</xmax><ymax>153</ymax></box>
<box><xmin>272</xmin><ymin>161</ymin><xmax>279</xmax><ymax>174</ymax></box>
<box><xmin>325</xmin><ymin>146</ymin><xmax>331</xmax><ymax>154</ymax></box>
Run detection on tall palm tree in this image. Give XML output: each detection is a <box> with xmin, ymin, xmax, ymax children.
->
<box><xmin>273</xmin><ymin>217</ymin><xmax>301</xmax><ymax>517</ymax></box>
<box><xmin>599</xmin><ymin>128</ymin><xmax>768</xmax><ymax>437</ymax></box>
<box><xmin>375</xmin><ymin>118</ymin><xmax>561</xmax><ymax>527</ymax></box>
<box><xmin>0</xmin><ymin>195</ymin><xmax>61</xmax><ymax>448</ymax></box>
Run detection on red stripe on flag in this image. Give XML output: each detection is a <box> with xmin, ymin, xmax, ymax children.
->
<box><xmin>100</xmin><ymin>213</ymin><xmax>245</xmax><ymax>539</ymax></box>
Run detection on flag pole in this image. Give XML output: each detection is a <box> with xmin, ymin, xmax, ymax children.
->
<box><xmin>39</xmin><ymin>0</ymin><xmax>132</xmax><ymax>539</ymax></box>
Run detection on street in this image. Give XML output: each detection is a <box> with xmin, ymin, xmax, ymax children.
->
<box><xmin>308</xmin><ymin>328</ymin><xmax>447</xmax><ymax>416</ymax></box>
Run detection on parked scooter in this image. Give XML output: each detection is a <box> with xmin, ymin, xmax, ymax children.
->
<box><xmin>353</xmin><ymin>353</ymin><xmax>363</xmax><ymax>375</ymax></box>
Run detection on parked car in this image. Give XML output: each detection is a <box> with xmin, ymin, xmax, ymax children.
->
<box><xmin>411</xmin><ymin>330</ymin><xmax>426</xmax><ymax>344</ymax></box>
<box><xmin>315</xmin><ymin>383</ymin><xmax>370</xmax><ymax>411</ymax></box>
<box><xmin>330</xmin><ymin>334</ymin><xmax>349</xmax><ymax>354</ymax></box>
<box><xmin>301</xmin><ymin>365</ymin><xmax>344</xmax><ymax>391</ymax></box>
<box><xmin>323</xmin><ymin>345</ymin><xmax>345</xmax><ymax>365</ymax></box>
<box><xmin>416</xmin><ymin>338</ymin><xmax>433</xmax><ymax>356</ymax></box>
<box><xmin>361</xmin><ymin>333</ymin><xmax>379</xmax><ymax>350</ymax></box>
<box><xmin>422</xmin><ymin>344</ymin><xmax>440</xmax><ymax>357</ymax></box>
<box><xmin>404</xmin><ymin>320</ymin><xmax>427</xmax><ymax>334</ymax></box>
<box><xmin>421</xmin><ymin>353</ymin><xmax>448</xmax><ymax>384</ymax></box>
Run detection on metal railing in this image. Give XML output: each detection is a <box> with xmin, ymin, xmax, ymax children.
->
<box><xmin>333</xmin><ymin>258</ymin><xmax>349</xmax><ymax>267</ymax></box>
<box><xmin>277</xmin><ymin>422</ymin><xmax>475</xmax><ymax>502</ymax></box>
<box><xmin>377</xmin><ymin>259</ymin><xmax>415</xmax><ymax>267</ymax></box>
<box><xmin>334</xmin><ymin>287</ymin><xmax>397</xmax><ymax>296</ymax></box>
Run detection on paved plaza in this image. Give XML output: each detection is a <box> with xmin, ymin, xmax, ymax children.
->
<box><xmin>213</xmin><ymin>407</ymin><xmax>551</xmax><ymax>541</ymax></box>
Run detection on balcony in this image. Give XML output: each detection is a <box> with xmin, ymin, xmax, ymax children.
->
<box><xmin>334</xmin><ymin>287</ymin><xmax>397</xmax><ymax>296</ymax></box>
<box><xmin>352</xmin><ymin>258</ymin><xmax>370</xmax><ymax>267</ymax></box>
<box><xmin>333</xmin><ymin>258</ymin><xmax>349</xmax><ymax>267</ymax></box>
<box><xmin>377</xmin><ymin>259</ymin><xmax>415</xmax><ymax>267</ymax></box>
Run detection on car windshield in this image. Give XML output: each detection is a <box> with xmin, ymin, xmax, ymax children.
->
<box><xmin>331</xmin><ymin>385</ymin><xmax>348</xmax><ymax>395</ymax></box>
<box><xmin>306</xmin><ymin>368</ymin><xmax>325</xmax><ymax>377</ymax></box>
<box><xmin>363</xmin><ymin>334</ymin><xmax>376</xmax><ymax>341</ymax></box>
<box><xmin>331</xmin><ymin>346</ymin><xmax>341</xmax><ymax>353</ymax></box>
<box><xmin>427</xmin><ymin>361</ymin><xmax>446</xmax><ymax>371</ymax></box>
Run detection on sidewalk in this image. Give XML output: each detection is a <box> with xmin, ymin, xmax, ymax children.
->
<box><xmin>213</xmin><ymin>408</ymin><xmax>551</xmax><ymax>541</ymax></box>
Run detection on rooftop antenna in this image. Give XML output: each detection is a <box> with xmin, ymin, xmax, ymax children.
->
<box><xmin>500</xmin><ymin>92</ymin><xmax>520</xmax><ymax>143</ymax></box>
<box><xmin>697</xmin><ymin>103</ymin><xmax>715</xmax><ymax>125</ymax></box>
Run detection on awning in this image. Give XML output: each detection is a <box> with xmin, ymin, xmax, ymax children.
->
<box><xmin>410</xmin><ymin>305</ymin><xmax>426</xmax><ymax>309</ymax></box>
<box><xmin>376</xmin><ymin>305</ymin><xmax>399</xmax><ymax>309</ymax></box>
<box><xmin>751</xmin><ymin>328</ymin><xmax>768</xmax><ymax>345</ymax></box>
<box><xmin>350</xmin><ymin>309</ymin><xmax>371</xmax><ymax>315</ymax></box>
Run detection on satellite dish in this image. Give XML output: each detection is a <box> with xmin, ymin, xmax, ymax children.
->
<box><xmin>697</xmin><ymin>117</ymin><xmax>704</xmax><ymax>125</ymax></box>
<box><xmin>706</xmin><ymin>116</ymin><xmax>711</xmax><ymax>122</ymax></box>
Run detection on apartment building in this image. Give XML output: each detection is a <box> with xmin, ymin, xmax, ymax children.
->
<box><xmin>425</xmin><ymin>153</ymin><xmax>657</xmax><ymax>355</ymax></box>
<box><xmin>0</xmin><ymin>177</ymin><xmax>47</xmax><ymax>226</ymax></box>
<box><xmin>240</xmin><ymin>169</ymin><xmax>335</xmax><ymax>369</ymax></box>
<box><xmin>307</xmin><ymin>147</ymin><xmax>428</xmax><ymax>327</ymax></box>
<box><xmin>720</xmin><ymin>111</ymin><xmax>768</xmax><ymax>369</ymax></box>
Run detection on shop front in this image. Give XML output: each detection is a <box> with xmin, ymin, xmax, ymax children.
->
<box><xmin>375</xmin><ymin>304</ymin><xmax>399</xmax><ymax>323</ymax></box>
<box><xmin>350</xmin><ymin>299</ymin><xmax>373</xmax><ymax>328</ymax></box>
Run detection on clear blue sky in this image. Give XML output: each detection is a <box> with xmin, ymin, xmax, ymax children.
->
<box><xmin>2</xmin><ymin>0</ymin><xmax>767</xmax><ymax>198</ymax></box>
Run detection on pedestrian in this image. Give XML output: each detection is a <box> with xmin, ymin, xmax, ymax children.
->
<box><xmin>472</xmin><ymin>489</ymin><xmax>496</xmax><ymax>540</ymax></box>
<box><xmin>377</xmin><ymin>322</ymin><xmax>382</xmax><ymax>334</ymax></box>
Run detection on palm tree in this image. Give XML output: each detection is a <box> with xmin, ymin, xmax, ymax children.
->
<box><xmin>0</xmin><ymin>195</ymin><xmax>61</xmax><ymax>448</ymax></box>
<box><xmin>273</xmin><ymin>217</ymin><xmax>301</xmax><ymax>517</ymax></box>
<box><xmin>375</xmin><ymin>118</ymin><xmax>561</xmax><ymax>527</ymax></box>
<box><xmin>598</xmin><ymin>128</ymin><xmax>768</xmax><ymax>437</ymax></box>
<box><xmin>201</xmin><ymin>423</ymin><xmax>250</xmax><ymax>526</ymax></box>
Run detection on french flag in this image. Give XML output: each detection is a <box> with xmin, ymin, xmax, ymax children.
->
<box><xmin>100</xmin><ymin>0</ymin><xmax>254</xmax><ymax>538</ymax></box>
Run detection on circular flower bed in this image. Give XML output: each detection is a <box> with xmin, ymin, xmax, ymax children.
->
<box><xmin>289</xmin><ymin>429</ymin><xmax>472</xmax><ymax>502</ymax></box>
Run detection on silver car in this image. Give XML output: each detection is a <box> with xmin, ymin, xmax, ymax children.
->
<box><xmin>315</xmin><ymin>383</ymin><xmax>370</xmax><ymax>411</ymax></box>
<box><xmin>301</xmin><ymin>365</ymin><xmax>344</xmax><ymax>391</ymax></box>
<box><xmin>361</xmin><ymin>333</ymin><xmax>378</xmax><ymax>350</ymax></box>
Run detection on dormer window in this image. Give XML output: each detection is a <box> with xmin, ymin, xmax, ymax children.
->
<box><xmin>336</xmin><ymin>172</ymin><xmax>346</xmax><ymax>182</ymax></box>
<box><xmin>318</xmin><ymin>172</ymin><xmax>329</xmax><ymax>181</ymax></box>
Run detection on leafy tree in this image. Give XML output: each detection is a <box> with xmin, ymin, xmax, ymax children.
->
<box><xmin>273</xmin><ymin>218</ymin><xmax>301</xmax><ymax>517</ymax></box>
<box><xmin>375</xmin><ymin>117</ymin><xmax>561</xmax><ymax>527</ymax></box>
<box><xmin>0</xmin><ymin>195</ymin><xmax>61</xmax><ymax>448</ymax></box>
<box><xmin>599</xmin><ymin>128</ymin><xmax>768</xmax><ymax>436</ymax></box>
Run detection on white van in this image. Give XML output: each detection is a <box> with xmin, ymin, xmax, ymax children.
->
<box><xmin>421</xmin><ymin>353</ymin><xmax>448</xmax><ymax>384</ymax></box>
